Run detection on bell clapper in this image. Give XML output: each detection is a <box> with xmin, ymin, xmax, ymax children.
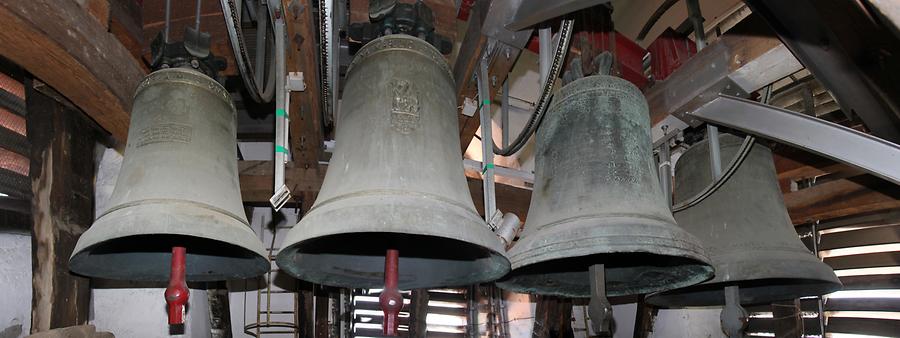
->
<box><xmin>588</xmin><ymin>264</ymin><xmax>613</xmax><ymax>336</ymax></box>
<box><xmin>720</xmin><ymin>286</ymin><xmax>748</xmax><ymax>337</ymax></box>
<box><xmin>164</xmin><ymin>246</ymin><xmax>189</xmax><ymax>325</ymax></box>
<box><xmin>380</xmin><ymin>249</ymin><xmax>402</xmax><ymax>336</ymax></box>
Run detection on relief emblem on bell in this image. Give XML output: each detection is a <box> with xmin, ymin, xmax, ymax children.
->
<box><xmin>389</xmin><ymin>78</ymin><xmax>420</xmax><ymax>134</ymax></box>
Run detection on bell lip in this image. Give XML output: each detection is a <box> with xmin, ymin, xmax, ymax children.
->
<box><xmin>499</xmin><ymin>215</ymin><xmax>715</xmax><ymax>297</ymax></box>
<box><xmin>645</xmin><ymin>278</ymin><xmax>843</xmax><ymax>308</ymax></box>
<box><xmin>645</xmin><ymin>250</ymin><xmax>843</xmax><ymax>307</ymax></box>
<box><xmin>69</xmin><ymin>200</ymin><xmax>269</xmax><ymax>282</ymax></box>
<box><xmin>274</xmin><ymin>192</ymin><xmax>510</xmax><ymax>289</ymax></box>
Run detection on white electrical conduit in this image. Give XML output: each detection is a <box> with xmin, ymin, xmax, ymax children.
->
<box><xmin>269</xmin><ymin>0</ymin><xmax>291</xmax><ymax>210</ymax></box>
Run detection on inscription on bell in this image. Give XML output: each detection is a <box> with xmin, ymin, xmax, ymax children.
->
<box><xmin>389</xmin><ymin>79</ymin><xmax>420</xmax><ymax>134</ymax></box>
<box><xmin>137</xmin><ymin>123</ymin><xmax>193</xmax><ymax>147</ymax></box>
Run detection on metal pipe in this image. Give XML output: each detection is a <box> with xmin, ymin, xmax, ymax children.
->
<box><xmin>501</xmin><ymin>80</ymin><xmax>510</xmax><ymax>149</ymax></box>
<box><xmin>708</xmin><ymin>125</ymin><xmax>722</xmax><ymax>179</ymax></box>
<box><xmin>270</xmin><ymin>2</ymin><xmax>291</xmax><ymax>210</ymax></box>
<box><xmin>538</xmin><ymin>27</ymin><xmax>552</xmax><ymax>86</ymax></box>
<box><xmin>686</xmin><ymin>0</ymin><xmax>706</xmax><ymax>50</ymax></box>
<box><xmin>811</xmin><ymin>222</ymin><xmax>827</xmax><ymax>336</ymax></box>
<box><xmin>478</xmin><ymin>58</ymin><xmax>496</xmax><ymax>223</ymax></box>
<box><xmin>194</xmin><ymin>0</ymin><xmax>202</xmax><ymax>31</ymax></box>
<box><xmin>163</xmin><ymin>0</ymin><xmax>171</xmax><ymax>43</ymax></box>
<box><xmin>658</xmin><ymin>137</ymin><xmax>673</xmax><ymax>207</ymax></box>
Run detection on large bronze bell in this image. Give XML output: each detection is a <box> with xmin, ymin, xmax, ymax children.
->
<box><xmin>69</xmin><ymin>68</ymin><xmax>269</xmax><ymax>281</ymax></box>
<box><xmin>646</xmin><ymin>134</ymin><xmax>841</xmax><ymax>307</ymax></box>
<box><xmin>498</xmin><ymin>75</ymin><xmax>714</xmax><ymax>297</ymax></box>
<box><xmin>275</xmin><ymin>35</ymin><xmax>509</xmax><ymax>289</ymax></box>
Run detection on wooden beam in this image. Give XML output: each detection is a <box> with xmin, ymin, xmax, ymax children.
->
<box><xmin>771</xmin><ymin>299</ymin><xmax>803</xmax><ymax>338</ymax></box>
<box><xmin>783</xmin><ymin>175</ymin><xmax>900</xmax><ymax>224</ymax></box>
<box><xmin>820</xmin><ymin>224</ymin><xmax>900</xmax><ymax>250</ymax></box>
<box><xmin>408</xmin><ymin>289</ymin><xmax>430</xmax><ymax>338</ymax></box>
<box><xmin>0</xmin><ymin>0</ymin><xmax>146</xmax><ymax>145</ymax></box>
<box><xmin>532</xmin><ymin>296</ymin><xmax>574</xmax><ymax>338</ymax></box>
<box><xmin>282</xmin><ymin>0</ymin><xmax>326</xmax><ymax>169</ymax></box>
<box><xmin>27</xmin><ymin>82</ymin><xmax>101</xmax><ymax>332</ymax></box>
<box><xmin>644</xmin><ymin>17</ymin><xmax>801</xmax><ymax>126</ymax></box>
<box><xmin>451</xmin><ymin>1</ymin><xmax>525</xmax><ymax>153</ymax></box>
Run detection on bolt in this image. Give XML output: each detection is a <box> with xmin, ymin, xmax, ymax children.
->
<box><xmin>388</xmin><ymin>299</ymin><xmax>397</xmax><ymax>306</ymax></box>
<box><xmin>190</xmin><ymin>59</ymin><xmax>200</xmax><ymax>69</ymax></box>
<box><xmin>505</xmin><ymin>47</ymin><xmax>511</xmax><ymax>60</ymax></box>
<box><xmin>491</xmin><ymin>75</ymin><xmax>497</xmax><ymax>87</ymax></box>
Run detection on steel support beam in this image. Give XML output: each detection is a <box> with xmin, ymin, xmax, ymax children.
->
<box><xmin>746</xmin><ymin>0</ymin><xmax>900</xmax><ymax>142</ymax></box>
<box><xmin>690</xmin><ymin>95</ymin><xmax>900</xmax><ymax>186</ymax></box>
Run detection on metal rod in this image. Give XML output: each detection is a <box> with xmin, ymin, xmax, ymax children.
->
<box><xmin>164</xmin><ymin>246</ymin><xmax>188</xmax><ymax>325</ymax></box>
<box><xmin>502</xmin><ymin>80</ymin><xmax>510</xmax><ymax>149</ymax></box>
<box><xmin>708</xmin><ymin>124</ymin><xmax>722</xmax><ymax>179</ymax></box>
<box><xmin>686</xmin><ymin>0</ymin><xmax>706</xmax><ymax>50</ymax></box>
<box><xmin>588</xmin><ymin>264</ymin><xmax>612</xmax><ymax>335</ymax></box>
<box><xmin>811</xmin><ymin>222</ymin><xmax>827</xmax><ymax>336</ymax></box>
<box><xmin>478</xmin><ymin>58</ymin><xmax>496</xmax><ymax>223</ymax></box>
<box><xmin>658</xmin><ymin>135</ymin><xmax>673</xmax><ymax>207</ymax></box>
<box><xmin>163</xmin><ymin>0</ymin><xmax>171</xmax><ymax>43</ymax></box>
<box><xmin>721</xmin><ymin>286</ymin><xmax>747</xmax><ymax>337</ymax></box>
<box><xmin>538</xmin><ymin>27</ymin><xmax>552</xmax><ymax>86</ymax></box>
<box><xmin>194</xmin><ymin>0</ymin><xmax>202</xmax><ymax>31</ymax></box>
<box><xmin>379</xmin><ymin>249</ymin><xmax>401</xmax><ymax>336</ymax></box>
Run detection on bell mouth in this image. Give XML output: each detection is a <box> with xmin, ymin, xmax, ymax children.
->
<box><xmin>69</xmin><ymin>234</ymin><xmax>270</xmax><ymax>282</ymax></box>
<box><xmin>646</xmin><ymin>278</ymin><xmax>844</xmax><ymax>307</ymax></box>
<box><xmin>497</xmin><ymin>252</ymin><xmax>715</xmax><ymax>298</ymax></box>
<box><xmin>276</xmin><ymin>232</ymin><xmax>510</xmax><ymax>289</ymax></box>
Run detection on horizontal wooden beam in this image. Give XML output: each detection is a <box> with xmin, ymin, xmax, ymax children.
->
<box><xmin>839</xmin><ymin>273</ymin><xmax>900</xmax><ymax>291</ymax></box>
<box><xmin>238</xmin><ymin>161</ymin><xmax>327</xmax><ymax>206</ymax></box>
<box><xmin>783</xmin><ymin>175</ymin><xmax>900</xmax><ymax>224</ymax></box>
<box><xmin>820</xmin><ymin>224</ymin><xmax>900</xmax><ymax>250</ymax></box>
<box><xmin>0</xmin><ymin>0</ymin><xmax>146</xmax><ymax>145</ymax></box>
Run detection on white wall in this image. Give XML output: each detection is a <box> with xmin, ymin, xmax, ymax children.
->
<box><xmin>650</xmin><ymin>308</ymin><xmax>726</xmax><ymax>338</ymax></box>
<box><xmin>0</xmin><ymin>232</ymin><xmax>31</xmax><ymax>338</ymax></box>
<box><xmin>91</xmin><ymin>287</ymin><xmax>211</xmax><ymax>338</ymax></box>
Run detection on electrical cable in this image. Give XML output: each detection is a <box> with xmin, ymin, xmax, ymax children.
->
<box><xmin>492</xmin><ymin>18</ymin><xmax>575</xmax><ymax>157</ymax></box>
<box><xmin>671</xmin><ymin>85</ymin><xmax>773</xmax><ymax>212</ymax></box>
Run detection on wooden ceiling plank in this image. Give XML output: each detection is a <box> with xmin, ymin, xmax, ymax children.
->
<box><xmin>0</xmin><ymin>0</ymin><xmax>146</xmax><ymax>145</ymax></box>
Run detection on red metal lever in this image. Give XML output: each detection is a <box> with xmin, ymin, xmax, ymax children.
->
<box><xmin>164</xmin><ymin>246</ymin><xmax>189</xmax><ymax>325</ymax></box>
<box><xmin>379</xmin><ymin>249</ymin><xmax>402</xmax><ymax>336</ymax></box>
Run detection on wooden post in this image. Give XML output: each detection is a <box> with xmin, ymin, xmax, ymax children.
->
<box><xmin>533</xmin><ymin>296</ymin><xmax>574</xmax><ymax>338</ymax></box>
<box><xmin>408</xmin><ymin>289</ymin><xmax>431</xmax><ymax>338</ymax></box>
<box><xmin>772</xmin><ymin>299</ymin><xmax>804</xmax><ymax>338</ymax></box>
<box><xmin>315</xmin><ymin>286</ymin><xmax>329</xmax><ymax>338</ymax></box>
<box><xmin>298</xmin><ymin>281</ymin><xmax>315</xmax><ymax>338</ymax></box>
<box><xmin>633</xmin><ymin>298</ymin><xmax>657</xmax><ymax>338</ymax></box>
<box><xmin>27</xmin><ymin>81</ymin><xmax>100</xmax><ymax>332</ymax></box>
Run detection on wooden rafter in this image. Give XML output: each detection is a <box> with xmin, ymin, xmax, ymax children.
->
<box><xmin>0</xmin><ymin>0</ymin><xmax>146</xmax><ymax>145</ymax></box>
